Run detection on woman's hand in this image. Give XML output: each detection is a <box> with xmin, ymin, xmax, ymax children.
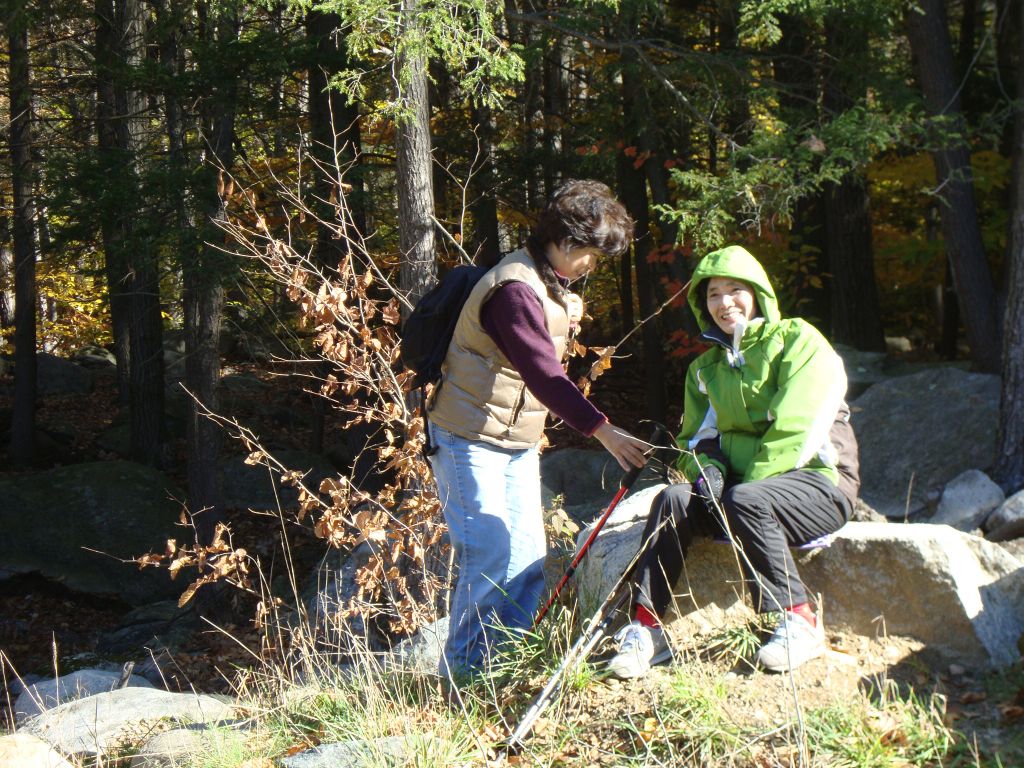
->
<box><xmin>565</xmin><ymin>292</ymin><xmax>584</xmax><ymax>330</ymax></box>
<box><xmin>593</xmin><ymin>421</ymin><xmax>648</xmax><ymax>472</ymax></box>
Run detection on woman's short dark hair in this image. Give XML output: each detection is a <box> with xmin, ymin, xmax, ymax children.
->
<box><xmin>528</xmin><ymin>179</ymin><xmax>634</xmax><ymax>258</ymax></box>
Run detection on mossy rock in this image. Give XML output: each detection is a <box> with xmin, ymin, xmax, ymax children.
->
<box><xmin>0</xmin><ymin>461</ymin><xmax>185</xmax><ymax>605</ymax></box>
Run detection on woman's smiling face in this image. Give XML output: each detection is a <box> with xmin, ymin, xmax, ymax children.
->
<box><xmin>705</xmin><ymin>276</ymin><xmax>758</xmax><ymax>334</ymax></box>
<box><xmin>547</xmin><ymin>242</ymin><xmax>602</xmax><ymax>280</ymax></box>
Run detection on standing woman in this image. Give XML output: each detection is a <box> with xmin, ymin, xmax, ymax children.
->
<box><xmin>607</xmin><ymin>244</ymin><xmax>859</xmax><ymax>678</ymax></box>
<box><xmin>427</xmin><ymin>179</ymin><xmax>648</xmax><ymax>678</ymax></box>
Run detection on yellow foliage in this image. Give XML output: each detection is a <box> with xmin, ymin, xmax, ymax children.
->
<box><xmin>3</xmin><ymin>259</ymin><xmax>111</xmax><ymax>353</ymax></box>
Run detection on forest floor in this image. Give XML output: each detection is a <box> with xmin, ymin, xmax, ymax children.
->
<box><xmin>2</xmin><ymin>356</ymin><xmax>1024</xmax><ymax>765</ymax></box>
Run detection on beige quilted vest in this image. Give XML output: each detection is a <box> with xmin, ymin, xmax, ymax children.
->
<box><xmin>427</xmin><ymin>249</ymin><xmax>569</xmax><ymax>448</ymax></box>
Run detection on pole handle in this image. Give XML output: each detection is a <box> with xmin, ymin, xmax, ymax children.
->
<box><xmin>620</xmin><ymin>462</ymin><xmax>643</xmax><ymax>489</ymax></box>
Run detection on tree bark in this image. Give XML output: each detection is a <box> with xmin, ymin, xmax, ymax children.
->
<box><xmin>7</xmin><ymin>3</ymin><xmax>36</xmax><ymax>467</ymax></box>
<box><xmin>906</xmin><ymin>0</ymin><xmax>1000</xmax><ymax>371</ymax></box>
<box><xmin>396</xmin><ymin>0</ymin><xmax>437</xmax><ymax>307</ymax></box>
<box><xmin>0</xmin><ymin>209</ymin><xmax>14</xmax><ymax>328</ymax></box>
<box><xmin>95</xmin><ymin>0</ymin><xmax>132</xmax><ymax>406</ymax></box>
<box><xmin>619</xmin><ymin>29</ymin><xmax>666</xmax><ymax>425</ymax></box>
<box><xmin>995</xmin><ymin>0</ymin><xmax>1024</xmax><ymax>491</ymax></box>
<box><xmin>823</xmin><ymin>174</ymin><xmax>885</xmax><ymax>349</ymax></box>
<box><xmin>775</xmin><ymin>13</ymin><xmax>828</xmax><ymax>325</ymax></box>
<box><xmin>187</xmin><ymin>0</ymin><xmax>237</xmax><ymax>543</ymax></box>
<box><xmin>116</xmin><ymin>0</ymin><xmax>165</xmax><ymax>468</ymax></box>
<box><xmin>715</xmin><ymin>0</ymin><xmax>752</xmax><ymax>157</ymax></box>
<box><xmin>822</xmin><ymin>13</ymin><xmax>885</xmax><ymax>351</ymax></box>
<box><xmin>121</xmin><ymin>0</ymin><xmax>166</xmax><ymax>467</ymax></box>
<box><xmin>96</xmin><ymin>0</ymin><xmax>166</xmax><ymax>448</ymax></box>
<box><xmin>542</xmin><ymin>33</ymin><xmax>566</xmax><ymax>196</ymax></box>
<box><xmin>469</xmin><ymin>98</ymin><xmax>501</xmax><ymax>265</ymax></box>
<box><xmin>307</xmin><ymin>8</ymin><xmax>362</xmax><ymax>452</ymax></box>
<box><xmin>996</xmin><ymin>0</ymin><xmax>1020</xmax><ymax>156</ymax></box>
<box><xmin>508</xmin><ymin>0</ymin><xmax>542</xmax><ymax>212</ymax></box>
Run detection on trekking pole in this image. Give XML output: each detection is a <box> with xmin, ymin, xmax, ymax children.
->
<box><xmin>502</xmin><ymin>450</ymin><xmax>681</xmax><ymax>757</ymax></box>
<box><xmin>504</xmin><ymin>588</ymin><xmax>632</xmax><ymax>755</ymax></box>
<box><xmin>533</xmin><ymin>421</ymin><xmax>679</xmax><ymax>628</ymax></box>
<box><xmin>532</xmin><ymin>458</ymin><xmax>646</xmax><ymax>628</ymax></box>
<box><xmin>501</xmin><ymin>515</ymin><xmax>673</xmax><ymax>757</ymax></box>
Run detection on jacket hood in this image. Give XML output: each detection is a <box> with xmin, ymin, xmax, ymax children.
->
<box><xmin>687</xmin><ymin>245</ymin><xmax>780</xmax><ymax>332</ymax></box>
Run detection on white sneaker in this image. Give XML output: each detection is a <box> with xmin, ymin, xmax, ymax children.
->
<box><xmin>755</xmin><ymin>611</ymin><xmax>826</xmax><ymax>672</ymax></box>
<box><xmin>606</xmin><ymin>621</ymin><xmax>672</xmax><ymax>679</ymax></box>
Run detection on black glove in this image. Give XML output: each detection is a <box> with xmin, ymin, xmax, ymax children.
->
<box><xmin>694</xmin><ymin>464</ymin><xmax>725</xmax><ymax>507</ymax></box>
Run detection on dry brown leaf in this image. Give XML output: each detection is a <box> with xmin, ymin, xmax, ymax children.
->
<box><xmin>168</xmin><ymin>555</ymin><xmax>192</xmax><ymax>580</ymax></box>
<box><xmin>1000</xmin><ymin>704</ymin><xmax>1024</xmax><ymax>721</ymax></box>
<box><xmin>135</xmin><ymin>552</ymin><xmax>164</xmax><ymax>569</ymax></box>
<box><xmin>382</xmin><ymin>298</ymin><xmax>401</xmax><ymax>325</ymax></box>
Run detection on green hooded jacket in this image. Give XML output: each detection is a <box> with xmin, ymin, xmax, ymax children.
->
<box><xmin>677</xmin><ymin>245</ymin><xmax>859</xmax><ymax>501</ymax></box>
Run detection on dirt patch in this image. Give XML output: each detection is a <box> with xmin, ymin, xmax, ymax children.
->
<box><xmin>507</xmin><ymin>628</ymin><xmax>1023</xmax><ymax>766</ymax></box>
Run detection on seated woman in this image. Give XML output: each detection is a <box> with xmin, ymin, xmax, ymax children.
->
<box><xmin>608</xmin><ymin>244</ymin><xmax>859</xmax><ymax>678</ymax></box>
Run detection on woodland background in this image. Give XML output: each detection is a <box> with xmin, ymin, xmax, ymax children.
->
<box><xmin>2</xmin><ymin>0</ymin><xmax>1024</xmax><ymax>552</ymax></box>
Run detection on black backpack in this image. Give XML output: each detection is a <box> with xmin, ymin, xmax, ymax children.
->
<box><xmin>400</xmin><ymin>264</ymin><xmax>488</xmax><ymax>389</ymax></box>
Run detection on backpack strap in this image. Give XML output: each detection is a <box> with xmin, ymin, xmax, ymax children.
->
<box><xmin>420</xmin><ymin>385</ymin><xmax>438</xmax><ymax>458</ymax></box>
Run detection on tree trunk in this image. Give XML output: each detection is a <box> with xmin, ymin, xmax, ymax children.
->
<box><xmin>906</xmin><ymin>0</ymin><xmax>1000</xmax><ymax>371</ymax></box>
<box><xmin>509</xmin><ymin>0</ymin><xmax>542</xmax><ymax>212</ymax></box>
<box><xmin>996</xmin><ymin>0</ymin><xmax>1020</xmax><ymax>156</ymax></box>
<box><xmin>95</xmin><ymin>0</ymin><xmax>132</xmax><ymax>406</ymax></box>
<box><xmin>0</xmin><ymin>210</ymin><xmax>14</xmax><ymax>328</ymax></box>
<box><xmin>306</xmin><ymin>11</ymin><xmax>365</xmax><ymax>240</ymax></box>
<box><xmin>823</xmin><ymin>174</ymin><xmax>885</xmax><ymax>349</ymax></box>
<box><xmin>268</xmin><ymin>1</ymin><xmax>286</xmax><ymax>156</ymax></box>
<box><xmin>822</xmin><ymin>13</ymin><xmax>885</xmax><ymax>351</ymax></box>
<box><xmin>187</xmin><ymin>0</ymin><xmax>237</xmax><ymax>544</ymax></box>
<box><xmin>716</xmin><ymin>0</ymin><xmax>752</xmax><ymax>156</ymax></box>
<box><xmin>542</xmin><ymin>33</ymin><xmax>566</xmax><ymax>196</ymax></box>
<box><xmin>957</xmin><ymin>0</ymin><xmax>979</xmax><ymax>114</ymax></box>
<box><xmin>775</xmin><ymin>13</ymin><xmax>829</xmax><ymax>325</ymax></box>
<box><xmin>395</xmin><ymin>0</ymin><xmax>437</xmax><ymax>306</ymax></box>
<box><xmin>469</xmin><ymin>98</ymin><xmax>501</xmax><ymax>265</ymax></box>
<box><xmin>307</xmin><ymin>8</ymin><xmax>361</xmax><ymax>452</ymax></box>
<box><xmin>619</xmin><ymin>31</ymin><xmax>666</xmax><ymax>425</ymax></box>
<box><xmin>120</xmin><ymin>0</ymin><xmax>166</xmax><ymax>467</ymax></box>
<box><xmin>7</xmin><ymin>4</ymin><xmax>36</xmax><ymax>467</ymax></box>
<box><xmin>995</xmin><ymin>0</ymin><xmax>1024</xmax><ymax>491</ymax></box>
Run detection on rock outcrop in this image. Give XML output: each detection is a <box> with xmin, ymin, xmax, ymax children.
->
<box><xmin>0</xmin><ymin>461</ymin><xmax>184</xmax><ymax>604</ymax></box>
<box><xmin>574</xmin><ymin>484</ymin><xmax>1024</xmax><ymax>667</ymax></box>
<box><xmin>852</xmin><ymin>367</ymin><xmax>999</xmax><ymax>518</ymax></box>
<box><xmin>20</xmin><ymin>688</ymin><xmax>234</xmax><ymax>758</ymax></box>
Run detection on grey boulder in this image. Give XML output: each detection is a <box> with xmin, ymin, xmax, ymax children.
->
<box><xmin>15</xmin><ymin>669</ymin><xmax>154</xmax><ymax>722</ymax></box>
<box><xmin>281</xmin><ymin>736</ymin><xmax>454</xmax><ymax>768</ymax></box>
<box><xmin>0</xmin><ymin>461</ymin><xmax>185</xmax><ymax>605</ymax></box>
<box><xmin>20</xmin><ymin>688</ymin><xmax>234</xmax><ymax>758</ymax></box>
<box><xmin>36</xmin><ymin>353</ymin><xmax>94</xmax><ymax>396</ymax></box>
<box><xmin>986</xmin><ymin>489</ymin><xmax>1024</xmax><ymax>536</ymax></box>
<box><xmin>799</xmin><ymin>522</ymin><xmax>1024</xmax><ymax>667</ymax></box>
<box><xmin>222</xmin><ymin>449</ymin><xmax>338</xmax><ymax>512</ymax></box>
<box><xmin>129</xmin><ymin>726</ymin><xmax>247</xmax><ymax>768</ymax></box>
<box><xmin>70</xmin><ymin>345</ymin><xmax>116</xmax><ymax>369</ymax></box>
<box><xmin>928</xmin><ymin>469</ymin><xmax>1005</xmax><ymax>532</ymax></box>
<box><xmin>540</xmin><ymin>447</ymin><xmax>663</xmax><ymax>524</ymax></box>
<box><xmin>575</xmin><ymin>485</ymin><xmax>1024</xmax><ymax>667</ymax></box>
<box><xmin>852</xmin><ymin>367</ymin><xmax>999</xmax><ymax>518</ymax></box>
<box><xmin>0</xmin><ymin>733</ymin><xmax>74</xmax><ymax>768</ymax></box>
<box><xmin>393</xmin><ymin>616</ymin><xmax>449</xmax><ymax>676</ymax></box>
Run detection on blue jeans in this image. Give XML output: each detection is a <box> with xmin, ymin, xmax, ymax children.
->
<box><xmin>428</xmin><ymin>423</ymin><xmax>546</xmax><ymax>676</ymax></box>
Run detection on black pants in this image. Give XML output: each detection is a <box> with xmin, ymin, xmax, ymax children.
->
<box><xmin>634</xmin><ymin>470</ymin><xmax>852</xmax><ymax>615</ymax></box>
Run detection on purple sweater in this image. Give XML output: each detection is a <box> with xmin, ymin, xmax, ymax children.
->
<box><xmin>480</xmin><ymin>282</ymin><xmax>606</xmax><ymax>436</ymax></box>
